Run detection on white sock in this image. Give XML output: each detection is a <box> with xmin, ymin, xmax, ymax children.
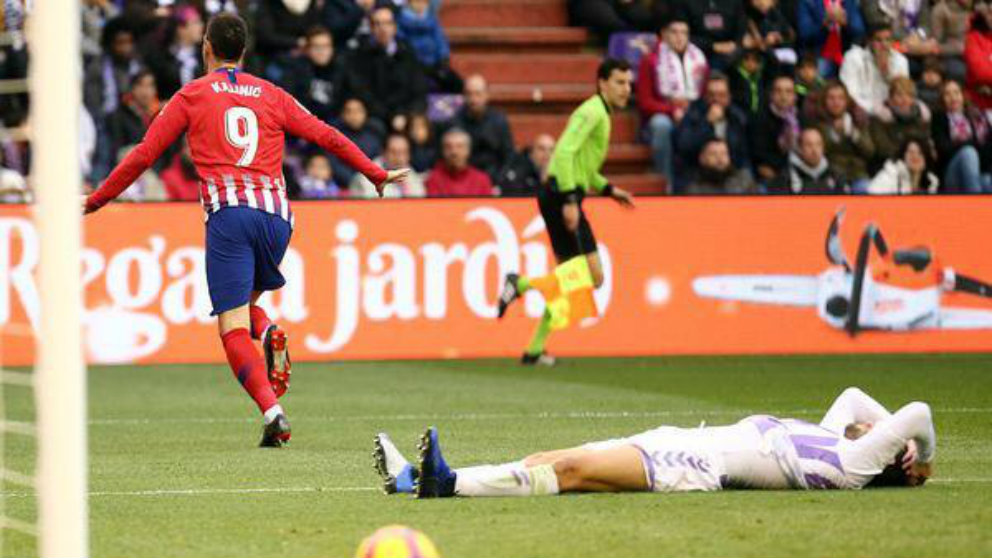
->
<box><xmin>263</xmin><ymin>405</ymin><xmax>284</xmax><ymax>424</ymax></box>
<box><xmin>454</xmin><ymin>461</ymin><xmax>560</xmax><ymax>497</ymax></box>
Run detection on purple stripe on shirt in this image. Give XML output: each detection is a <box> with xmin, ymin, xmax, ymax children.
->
<box><xmin>791</xmin><ymin>435</ymin><xmax>844</xmax><ymax>473</ymax></box>
<box><xmin>633</xmin><ymin>444</ymin><xmax>657</xmax><ymax>491</ymax></box>
<box><xmin>748</xmin><ymin>415</ymin><xmax>784</xmax><ymax>435</ymax></box>
<box><xmin>804</xmin><ymin>473</ymin><xmax>839</xmax><ymax>490</ymax></box>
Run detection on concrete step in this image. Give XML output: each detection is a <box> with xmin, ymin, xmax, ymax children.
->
<box><xmin>440</xmin><ymin>0</ymin><xmax>568</xmax><ymax>28</ymax></box>
<box><xmin>448</xmin><ymin>26</ymin><xmax>588</xmax><ymax>54</ymax></box>
<box><xmin>451</xmin><ymin>53</ymin><xmax>601</xmax><ymax>84</ymax></box>
<box><xmin>611</xmin><ymin>172</ymin><xmax>669</xmax><ymax>196</ymax></box>
<box><xmin>489</xmin><ymin>83</ymin><xmax>595</xmax><ymax>112</ymax></box>
<box><xmin>508</xmin><ymin>111</ymin><xmax>641</xmax><ymax>146</ymax></box>
<box><xmin>603</xmin><ymin>143</ymin><xmax>652</xmax><ymax>174</ymax></box>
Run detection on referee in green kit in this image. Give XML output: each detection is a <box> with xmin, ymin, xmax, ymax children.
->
<box><xmin>497</xmin><ymin>58</ymin><xmax>636</xmax><ymax>366</ymax></box>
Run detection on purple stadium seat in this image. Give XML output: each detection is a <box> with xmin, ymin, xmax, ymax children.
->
<box><xmin>607</xmin><ymin>32</ymin><xmax>657</xmax><ymax>82</ymax></box>
<box><xmin>427</xmin><ymin>94</ymin><xmax>464</xmax><ymax>123</ymax></box>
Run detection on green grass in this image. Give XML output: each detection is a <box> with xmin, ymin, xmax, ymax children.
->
<box><xmin>3</xmin><ymin>354</ymin><xmax>992</xmax><ymax>558</ymax></box>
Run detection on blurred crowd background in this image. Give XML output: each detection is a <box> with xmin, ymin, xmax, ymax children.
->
<box><xmin>0</xmin><ymin>0</ymin><xmax>990</xmax><ymax>202</ymax></box>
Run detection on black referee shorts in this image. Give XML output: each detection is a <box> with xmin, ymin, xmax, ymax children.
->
<box><xmin>537</xmin><ymin>178</ymin><xmax>598</xmax><ymax>262</ymax></box>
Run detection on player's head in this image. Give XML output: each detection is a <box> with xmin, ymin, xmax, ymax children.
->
<box><xmin>865</xmin><ymin>449</ymin><xmax>931</xmax><ymax>489</ymax></box>
<box><xmin>596</xmin><ymin>58</ymin><xmax>632</xmax><ymax>110</ymax></box>
<box><xmin>204</xmin><ymin>13</ymin><xmax>248</xmax><ymax>65</ymax></box>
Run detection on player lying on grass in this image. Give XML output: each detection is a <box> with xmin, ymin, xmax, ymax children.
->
<box><xmin>85</xmin><ymin>14</ymin><xmax>407</xmax><ymax>447</ymax></box>
<box><xmin>373</xmin><ymin>388</ymin><xmax>934</xmax><ymax>497</ymax></box>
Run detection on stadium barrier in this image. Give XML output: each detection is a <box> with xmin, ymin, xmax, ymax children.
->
<box><xmin>1</xmin><ymin>196</ymin><xmax>990</xmax><ymax>365</ymax></box>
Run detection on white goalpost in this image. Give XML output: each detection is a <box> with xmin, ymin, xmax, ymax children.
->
<box><xmin>29</xmin><ymin>0</ymin><xmax>88</xmax><ymax>556</ymax></box>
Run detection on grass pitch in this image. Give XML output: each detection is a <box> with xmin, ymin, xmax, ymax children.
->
<box><xmin>3</xmin><ymin>354</ymin><xmax>992</xmax><ymax>558</ymax></box>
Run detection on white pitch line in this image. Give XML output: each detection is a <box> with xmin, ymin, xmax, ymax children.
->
<box><xmin>3</xmin><ymin>480</ymin><xmax>989</xmax><ymax>500</ymax></box>
<box><xmin>1</xmin><ymin>486</ymin><xmax>377</xmax><ymax>499</ymax></box>
<box><xmin>86</xmin><ymin>407</ymin><xmax>992</xmax><ymax>426</ymax></box>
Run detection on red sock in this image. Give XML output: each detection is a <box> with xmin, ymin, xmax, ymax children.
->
<box><xmin>222</xmin><ymin>328</ymin><xmax>277</xmax><ymax>414</ymax></box>
<box><xmin>249</xmin><ymin>305</ymin><xmax>273</xmax><ymax>340</ymax></box>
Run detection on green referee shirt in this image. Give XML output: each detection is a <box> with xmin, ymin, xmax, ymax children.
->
<box><xmin>547</xmin><ymin>94</ymin><xmax>611</xmax><ymax>195</ymax></box>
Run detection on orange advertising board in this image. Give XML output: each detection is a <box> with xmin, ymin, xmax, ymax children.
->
<box><xmin>1</xmin><ymin>196</ymin><xmax>990</xmax><ymax>366</ymax></box>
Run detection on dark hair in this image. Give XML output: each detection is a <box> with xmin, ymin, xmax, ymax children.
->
<box><xmin>864</xmin><ymin>449</ymin><xmax>926</xmax><ymax>488</ymax></box>
<box><xmin>868</xmin><ymin>22</ymin><xmax>893</xmax><ymax>39</ymax></box>
<box><xmin>597</xmin><ymin>58</ymin><xmax>631</xmax><ymax>82</ymax></box>
<box><xmin>707</xmin><ymin>70</ymin><xmax>730</xmax><ymax>86</ymax></box>
<box><xmin>206</xmin><ymin>13</ymin><xmax>248</xmax><ymax>62</ymax></box>
<box><xmin>129</xmin><ymin>69</ymin><xmax>156</xmax><ymax>90</ymax></box>
<box><xmin>798</xmin><ymin>52</ymin><xmax>819</xmax><ymax>69</ymax></box>
<box><xmin>973</xmin><ymin>6</ymin><xmax>991</xmax><ymax>33</ymax></box>
<box><xmin>305</xmin><ymin>25</ymin><xmax>333</xmax><ymax>42</ymax></box>
<box><xmin>100</xmin><ymin>17</ymin><xmax>132</xmax><ymax>50</ymax></box>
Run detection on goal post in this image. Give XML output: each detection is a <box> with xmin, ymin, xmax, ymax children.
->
<box><xmin>29</xmin><ymin>0</ymin><xmax>89</xmax><ymax>556</ymax></box>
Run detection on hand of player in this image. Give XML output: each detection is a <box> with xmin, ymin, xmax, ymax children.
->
<box><xmin>81</xmin><ymin>195</ymin><xmax>94</xmax><ymax>215</ymax></box>
<box><xmin>375</xmin><ymin>168</ymin><xmax>411</xmax><ymax>198</ymax></box>
<box><xmin>901</xmin><ymin>439</ymin><xmax>919</xmax><ymax>472</ymax></box>
<box><xmin>610</xmin><ymin>187</ymin><xmax>635</xmax><ymax>208</ymax></box>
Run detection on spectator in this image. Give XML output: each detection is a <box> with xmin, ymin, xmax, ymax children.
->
<box><xmin>685</xmin><ymin>139</ymin><xmax>758</xmax><ymax>194</ymax></box>
<box><xmin>679</xmin><ymin>0</ymin><xmax>748</xmax><ymax>70</ymax></box>
<box><xmin>567</xmin><ymin>0</ymin><xmax>657</xmax><ymax>41</ymax></box>
<box><xmin>351</xmin><ymin>134</ymin><xmax>427</xmax><ymax>198</ymax></box>
<box><xmin>498</xmin><ymin>134</ymin><xmax>556</xmax><ymax>197</ymax></box>
<box><xmin>797</xmin><ymin>0</ymin><xmax>865</xmax><ymax>77</ymax></box>
<box><xmin>796</xmin><ymin>53</ymin><xmax>826</xmax><ymax>118</ymax></box>
<box><xmin>288</xmin><ymin>26</ymin><xmax>345</xmax><ymax>123</ymax></box>
<box><xmin>965</xmin><ymin>1</ymin><xmax>992</xmax><ymax>113</ymax></box>
<box><xmin>814</xmin><ymin>81</ymin><xmax>875</xmax><ymax>192</ymax></box>
<box><xmin>80</xmin><ymin>108</ymin><xmax>97</xmax><ymax>181</ymax></box>
<box><xmin>322</xmin><ymin>0</ymin><xmax>369</xmax><ymax>49</ymax></box>
<box><xmin>254</xmin><ymin>0</ymin><xmax>321</xmax><ymax>59</ymax></box>
<box><xmin>916</xmin><ymin>56</ymin><xmax>944</xmax><ymax>114</ymax></box>
<box><xmin>398</xmin><ymin>0</ymin><xmax>463</xmax><ymax>93</ymax></box>
<box><xmin>344</xmin><ymin>6</ymin><xmax>429</xmax><ymax>132</ymax></box>
<box><xmin>931</xmin><ymin>0</ymin><xmax>972</xmax><ymax>82</ymax></box>
<box><xmin>84</xmin><ymin>17</ymin><xmax>143</xmax><ymax>121</ymax></box>
<box><xmin>861</xmin><ymin>0</ymin><xmax>936</xmax><ymax>64</ymax></box>
<box><xmin>743</xmin><ymin>0</ymin><xmax>796</xmax><ymax>64</ymax></box>
<box><xmin>330</xmin><ymin>98</ymin><xmax>384</xmax><ymax>185</ymax></box>
<box><xmin>160</xmin><ymin>142</ymin><xmax>201</xmax><ymax>201</ymax></box>
<box><xmin>114</xmin><ymin>146</ymin><xmax>167</xmax><ymax>202</ymax></box>
<box><xmin>146</xmin><ymin>6</ymin><xmax>204</xmax><ymax>100</ymax></box>
<box><xmin>449</xmin><ymin>74</ymin><xmax>515</xmax><ymax>182</ymax></box>
<box><xmin>426</xmin><ymin>128</ymin><xmax>494</xmax><ymax>197</ymax></box>
<box><xmin>769</xmin><ymin>127</ymin><xmax>848</xmax><ymax>193</ymax></box>
<box><xmin>675</xmin><ymin>72</ymin><xmax>750</xmax><ymax>189</ymax></box>
<box><xmin>729</xmin><ymin>49</ymin><xmax>775</xmax><ymax>117</ymax></box>
<box><xmin>0</xmin><ymin>149</ymin><xmax>29</xmax><ymax>204</ymax></box>
<box><xmin>868</xmin><ymin>138</ymin><xmax>940</xmax><ymax>193</ymax></box>
<box><xmin>407</xmin><ymin>112</ymin><xmax>437</xmax><ymax>173</ymax></box>
<box><xmin>637</xmin><ymin>17</ymin><xmax>708</xmax><ymax>185</ymax></box>
<box><xmin>868</xmin><ymin>76</ymin><xmax>933</xmax><ymax>170</ymax></box>
<box><xmin>107</xmin><ymin>71</ymin><xmax>160</xmax><ymax>169</ymax></box>
<box><xmin>750</xmin><ymin>75</ymin><xmax>800</xmax><ymax>182</ymax></box>
<box><xmin>840</xmin><ymin>24</ymin><xmax>909</xmax><ymax>116</ymax></box>
<box><xmin>298</xmin><ymin>153</ymin><xmax>343</xmax><ymax>199</ymax></box>
<box><xmin>932</xmin><ymin>80</ymin><xmax>992</xmax><ymax>193</ymax></box>
<box><xmin>81</xmin><ymin>0</ymin><xmax>120</xmax><ymax>64</ymax></box>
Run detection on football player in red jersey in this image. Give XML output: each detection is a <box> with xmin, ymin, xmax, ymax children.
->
<box><xmin>85</xmin><ymin>14</ymin><xmax>408</xmax><ymax>447</ymax></box>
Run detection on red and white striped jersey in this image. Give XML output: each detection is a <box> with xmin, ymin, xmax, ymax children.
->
<box><xmin>86</xmin><ymin>67</ymin><xmax>387</xmax><ymax>222</ymax></box>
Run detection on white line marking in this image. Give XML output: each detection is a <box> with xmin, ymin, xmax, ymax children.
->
<box><xmin>3</xmin><ymin>479</ymin><xmax>988</xmax><ymax>500</ymax></box>
<box><xmin>86</xmin><ymin>407</ymin><xmax>992</xmax><ymax>426</ymax></box>
<box><xmin>1</xmin><ymin>486</ymin><xmax>376</xmax><ymax>499</ymax></box>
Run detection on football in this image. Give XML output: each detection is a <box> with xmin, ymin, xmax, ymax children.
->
<box><xmin>354</xmin><ymin>525</ymin><xmax>441</xmax><ymax>558</ymax></box>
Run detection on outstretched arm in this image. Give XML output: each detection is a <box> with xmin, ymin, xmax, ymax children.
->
<box><xmin>280</xmin><ymin>90</ymin><xmax>404</xmax><ymax>195</ymax></box>
<box><xmin>85</xmin><ymin>97</ymin><xmax>189</xmax><ymax>213</ymax></box>
<box><xmin>820</xmin><ymin>387</ymin><xmax>893</xmax><ymax>433</ymax></box>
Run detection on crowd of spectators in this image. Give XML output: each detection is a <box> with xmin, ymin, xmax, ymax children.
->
<box><xmin>0</xmin><ymin>0</ymin><xmax>990</xmax><ymax>201</ymax></box>
<box><xmin>631</xmin><ymin>0</ymin><xmax>992</xmax><ymax>193</ymax></box>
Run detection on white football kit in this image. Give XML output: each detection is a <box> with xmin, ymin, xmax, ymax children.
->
<box><xmin>582</xmin><ymin>388</ymin><xmax>936</xmax><ymax>492</ymax></box>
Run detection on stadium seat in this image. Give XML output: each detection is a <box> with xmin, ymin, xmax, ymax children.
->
<box><xmin>606</xmin><ymin>32</ymin><xmax>656</xmax><ymax>83</ymax></box>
